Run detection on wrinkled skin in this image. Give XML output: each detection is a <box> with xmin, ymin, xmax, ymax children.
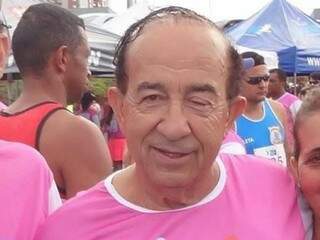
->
<box><xmin>109</xmin><ymin>20</ymin><xmax>244</xmax><ymax>208</ymax></box>
<box><xmin>295</xmin><ymin>112</ymin><xmax>320</xmax><ymax>218</ymax></box>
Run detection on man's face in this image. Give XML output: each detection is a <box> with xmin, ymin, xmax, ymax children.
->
<box><xmin>268</xmin><ymin>72</ymin><xmax>282</xmax><ymax>97</ymax></box>
<box><xmin>64</xmin><ymin>27</ymin><xmax>91</xmax><ymax>104</ymax></box>
<box><xmin>240</xmin><ymin>65</ymin><xmax>269</xmax><ymax>103</ymax></box>
<box><xmin>310</xmin><ymin>77</ymin><xmax>319</xmax><ymax>85</ymax></box>
<box><xmin>110</xmin><ymin>21</ymin><xmax>239</xmax><ymax>188</ymax></box>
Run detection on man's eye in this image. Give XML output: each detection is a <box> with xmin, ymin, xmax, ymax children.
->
<box><xmin>310</xmin><ymin>156</ymin><xmax>320</xmax><ymax>162</ymax></box>
<box><xmin>185</xmin><ymin>97</ymin><xmax>215</xmax><ymax>115</ymax></box>
<box><xmin>142</xmin><ymin>95</ymin><xmax>162</xmax><ymax>102</ymax></box>
<box><xmin>307</xmin><ymin>154</ymin><xmax>320</xmax><ymax>165</ymax></box>
<box><xmin>189</xmin><ymin>97</ymin><xmax>211</xmax><ymax>107</ymax></box>
<box><xmin>191</xmin><ymin>100</ymin><xmax>208</xmax><ymax>106</ymax></box>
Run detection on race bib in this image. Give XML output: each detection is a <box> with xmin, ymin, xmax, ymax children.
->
<box><xmin>253</xmin><ymin>144</ymin><xmax>287</xmax><ymax>166</ymax></box>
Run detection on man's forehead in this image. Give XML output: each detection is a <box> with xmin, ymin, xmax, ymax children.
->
<box><xmin>270</xmin><ymin>72</ymin><xmax>279</xmax><ymax>78</ymax></box>
<box><xmin>126</xmin><ymin>19</ymin><xmax>229</xmax><ymax>74</ymax></box>
<box><xmin>246</xmin><ymin>65</ymin><xmax>269</xmax><ymax>76</ymax></box>
<box><xmin>130</xmin><ymin>19</ymin><xmax>227</xmax><ymax>53</ymax></box>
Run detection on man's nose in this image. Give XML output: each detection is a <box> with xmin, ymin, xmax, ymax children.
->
<box><xmin>156</xmin><ymin>101</ymin><xmax>191</xmax><ymax>141</ymax></box>
<box><xmin>258</xmin><ymin>79</ymin><xmax>268</xmax><ymax>87</ymax></box>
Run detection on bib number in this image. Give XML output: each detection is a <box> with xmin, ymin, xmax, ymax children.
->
<box><xmin>253</xmin><ymin>144</ymin><xmax>286</xmax><ymax>166</ymax></box>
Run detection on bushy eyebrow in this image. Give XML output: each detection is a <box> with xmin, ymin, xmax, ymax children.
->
<box><xmin>185</xmin><ymin>84</ymin><xmax>217</xmax><ymax>96</ymax></box>
<box><xmin>306</xmin><ymin>147</ymin><xmax>320</xmax><ymax>157</ymax></box>
<box><xmin>137</xmin><ymin>81</ymin><xmax>166</xmax><ymax>93</ymax></box>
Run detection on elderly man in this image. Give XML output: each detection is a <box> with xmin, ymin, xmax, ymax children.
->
<box><xmin>268</xmin><ymin>68</ymin><xmax>301</xmax><ymax>150</ymax></box>
<box><xmin>36</xmin><ymin>7</ymin><xmax>310</xmax><ymax>239</ymax></box>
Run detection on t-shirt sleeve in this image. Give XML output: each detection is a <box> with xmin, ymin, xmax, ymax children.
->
<box><xmin>219</xmin><ymin>142</ymin><xmax>247</xmax><ymax>155</ymax></box>
<box><xmin>290</xmin><ymin>100</ymin><xmax>302</xmax><ymax>119</ymax></box>
<box><xmin>48</xmin><ymin>180</ymin><xmax>62</xmax><ymax>214</ymax></box>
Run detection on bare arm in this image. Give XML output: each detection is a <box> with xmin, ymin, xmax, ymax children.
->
<box><xmin>269</xmin><ymin>99</ymin><xmax>293</xmax><ymax>159</ymax></box>
<box><xmin>39</xmin><ymin>110</ymin><xmax>112</xmax><ymax>199</ymax></box>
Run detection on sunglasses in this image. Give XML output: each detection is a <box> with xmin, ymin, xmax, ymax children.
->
<box><xmin>246</xmin><ymin>75</ymin><xmax>270</xmax><ymax>85</ymax></box>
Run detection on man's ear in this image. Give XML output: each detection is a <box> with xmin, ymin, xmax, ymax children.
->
<box><xmin>52</xmin><ymin>45</ymin><xmax>69</xmax><ymax>73</ymax></box>
<box><xmin>108</xmin><ymin>87</ymin><xmax>125</xmax><ymax>130</ymax></box>
<box><xmin>289</xmin><ymin>156</ymin><xmax>300</xmax><ymax>186</ymax></box>
<box><xmin>0</xmin><ymin>33</ymin><xmax>10</xmax><ymax>78</ymax></box>
<box><xmin>226</xmin><ymin>96</ymin><xmax>246</xmax><ymax>129</ymax></box>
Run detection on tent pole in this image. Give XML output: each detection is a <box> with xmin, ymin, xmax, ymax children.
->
<box><xmin>294</xmin><ymin>72</ymin><xmax>297</xmax><ymax>95</ymax></box>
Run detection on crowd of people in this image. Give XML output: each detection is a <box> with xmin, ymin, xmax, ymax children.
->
<box><xmin>74</xmin><ymin>90</ymin><xmax>127</xmax><ymax>171</ymax></box>
<box><xmin>0</xmin><ymin>3</ymin><xmax>320</xmax><ymax>240</ymax></box>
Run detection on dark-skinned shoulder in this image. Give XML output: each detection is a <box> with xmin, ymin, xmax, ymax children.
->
<box><xmin>38</xmin><ymin>109</ymin><xmax>112</xmax><ymax>199</ymax></box>
<box><xmin>268</xmin><ymin>98</ymin><xmax>287</xmax><ymax>126</ymax></box>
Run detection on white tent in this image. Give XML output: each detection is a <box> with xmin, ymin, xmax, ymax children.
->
<box><xmin>236</xmin><ymin>45</ymin><xmax>279</xmax><ymax>69</ymax></box>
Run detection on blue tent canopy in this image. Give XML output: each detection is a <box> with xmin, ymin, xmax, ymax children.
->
<box><xmin>225</xmin><ymin>0</ymin><xmax>320</xmax><ymax>74</ymax></box>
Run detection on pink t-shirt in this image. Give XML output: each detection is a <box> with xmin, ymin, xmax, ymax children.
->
<box><xmin>0</xmin><ymin>140</ymin><xmax>61</xmax><ymax>240</ymax></box>
<box><xmin>220</xmin><ymin>129</ymin><xmax>246</xmax><ymax>154</ymax></box>
<box><xmin>277</xmin><ymin>92</ymin><xmax>302</xmax><ymax>119</ymax></box>
<box><xmin>277</xmin><ymin>92</ymin><xmax>302</xmax><ymax>147</ymax></box>
<box><xmin>36</xmin><ymin>154</ymin><xmax>311</xmax><ymax>240</ymax></box>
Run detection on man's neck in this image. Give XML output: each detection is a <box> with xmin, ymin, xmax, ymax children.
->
<box><xmin>7</xmin><ymin>76</ymin><xmax>67</xmax><ymax>112</ymax></box>
<box><xmin>271</xmin><ymin>89</ymin><xmax>286</xmax><ymax>100</ymax></box>
<box><xmin>113</xmin><ymin>162</ymin><xmax>220</xmax><ymax>211</ymax></box>
<box><xmin>244</xmin><ymin>100</ymin><xmax>264</xmax><ymax>119</ymax></box>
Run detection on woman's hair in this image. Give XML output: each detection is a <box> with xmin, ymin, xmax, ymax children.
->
<box><xmin>81</xmin><ymin>91</ymin><xmax>96</xmax><ymax>112</ymax></box>
<box><xmin>294</xmin><ymin>86</ymin><xmax>320</xmax><ymax>159</ymax></box>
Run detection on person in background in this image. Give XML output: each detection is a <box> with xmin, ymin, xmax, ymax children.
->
<box><xmin>291</xmin><ymin>86</ymin><xmax>320</xmax><ymax>240</ymax></box>
<box><xmin>0</xmin><ymin>100</ymin><xmax>6</xmax><ymax>110</ymax></box>
<box><xmin>0</xmin><ymin>4</ymin><xmax>112</xmax><ymax>199</ymax></box>
<box><xmin>268</xmin><ymin>68</ymin><xmax>301</xmax><ymax>151</ymax></box>
<box><xmin>219</xmin><ymin>58</ymin><xmax>254</xmax><ymax>155</ymax></box>
<box><xmin>0</xmin><ymin>140</ymin><xmax>62</xmax><ymax>240</ymax></box>
<box><xmin>36</xmin><ymin>7</ymin><xmax>310</xmax><ymax>239</ymax></box>
<box><xmin>299</xmin><ymin>85</ymin><xmax>318</xmax><ymax>101</ymax></box>
<box><xmin>309</xmin><ymin>72</ymin><xmax>320</xmax><ymax>86</ymax></box>
<box><xmin>268</xmin><ymin>68</ymin><xmax>302</xmax><ymax>119</ymax></box>
<box><xmin>235</xmin><ymin>52</ymin><xmax>290</xmax><ymax>166</ymax></box>
<box><xmin>100</xmin><ymin>94</ymin><xmax>126</xmax><ymax>171</ymax></box>
<box><xmin>100</xmin><ymin>93</ymin><xmax>113</xmax><ymax>141</ymax></box>
<box><xmin>106</xmin><ymin>109</ymin><xmax>127</xmax><ymax>171</ymax></box>
<box><xmin>79</xmin><ymin>91</ymin><xmax>101</xmax><ymax>127</ymax></box>
<box><xmin>0</xmin><ymin>20</ymin><xmax>8</xmax><ymax>111</ymax></box>
<box><xmin>0</xmin><ymin>17</ymin><xmax>62</xmax><ymax>240</ymax></box>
